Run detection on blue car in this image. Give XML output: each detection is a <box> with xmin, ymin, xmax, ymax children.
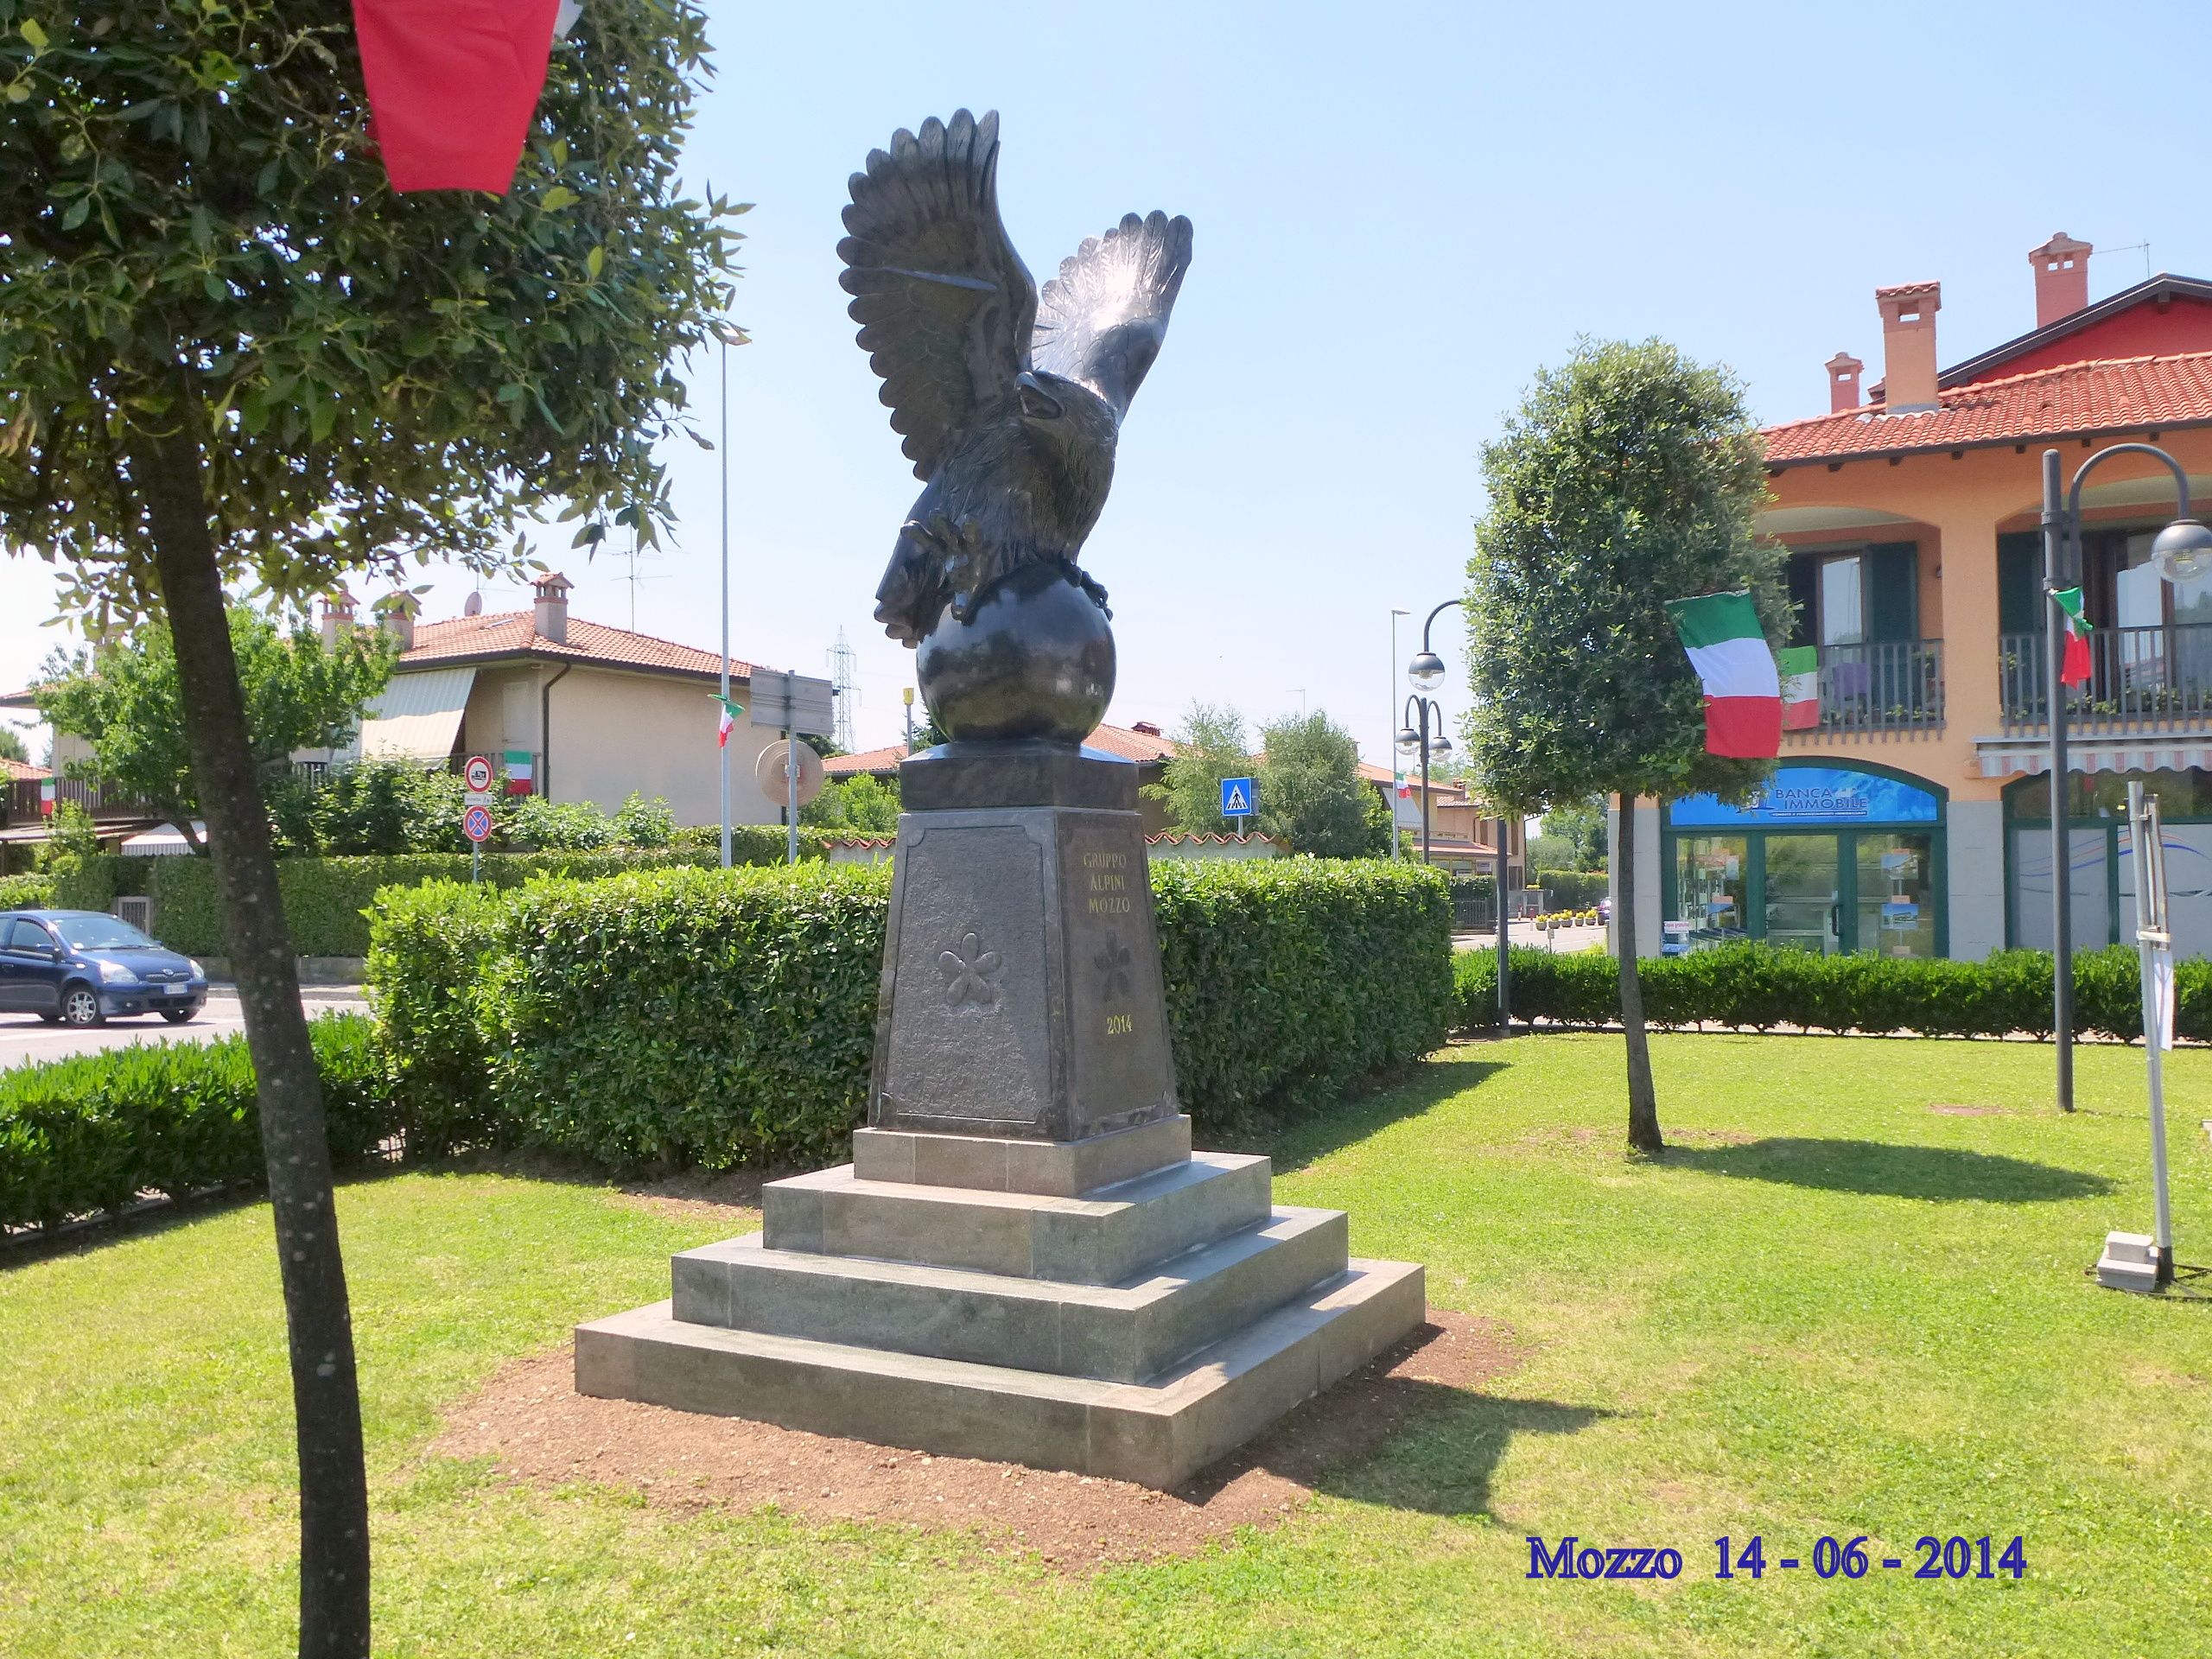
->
<box><xmin>0</xmin><ymin>909</ymin><xmax>209</xmax><ymax>1027</ymax></box>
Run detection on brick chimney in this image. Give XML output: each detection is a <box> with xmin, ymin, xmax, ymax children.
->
<box><xmin>1875</xmin><ymin>282</ymin><xmax>1942</xmax><ymax>411</ymax></box>
<box><xmin>531</xmin><ymin>572</ymin><xmax>572</xmax><ymax>645</ymax></box>
<box><xmin>2030</xmin><ymin>232</ymin><xmax>2092</xmax><ymax>328</ymax></box>
<box><xmin>378</xmin><ymin>592</ymin><xmax>417</xmax><ymax>652</ymax></box>
<box><xmin>1825</xmin><ymin>351</ymin><xmax>1865</xmax><ymax>413</ymax></box>
<box><xmin>319</xmin><ymin>590</ymin><xmax>356</xmax><ymax>650</ymax></box>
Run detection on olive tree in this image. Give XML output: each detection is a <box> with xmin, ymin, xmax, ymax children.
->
<box><xmin>1465</xmin><ymin>340</ymin><xmax>1783</xmax><ymax>1152</ymax></box>
<box><xmin>0</xmin><ymin>4</ymin><xmax>741</xmax><ymax>1652</ymax></box>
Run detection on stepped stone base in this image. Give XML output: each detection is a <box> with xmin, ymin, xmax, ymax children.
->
<box><xmin>578</xmin><ymin>1260</ymin><xmax>1423</xmax><ymax>1488</ymax></box>
<box><xmin>578</xmin><ymin>1115</ymin><xmax>1426</xmax><ymax>1487</ymax></box>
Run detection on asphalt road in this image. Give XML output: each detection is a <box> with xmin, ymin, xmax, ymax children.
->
<box><xmin>0</xmin><ymin>987</ymin><xmax>370</xmax><ymax>1070</ymax></box>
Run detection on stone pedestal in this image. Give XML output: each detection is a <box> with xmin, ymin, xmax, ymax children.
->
<box><xmin>576</xmin><ymin>743</ymin><xmax>1426</xmax><ymax>1488</ymax></box>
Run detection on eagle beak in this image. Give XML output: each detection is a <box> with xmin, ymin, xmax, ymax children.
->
<box><xmin>1015</xmin><ymin>371</ymin><xmax>1063</xmax><ymax>421</ymax></box>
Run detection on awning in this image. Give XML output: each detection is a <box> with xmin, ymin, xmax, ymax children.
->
<box><xmin>1978</xmin><ymin>735</ymin><xmax>2212</xmax><ymax>778</ymax></box>
<box><xmin>118</xmin><ymin>822</ymin><xmax>207</xmax><ymax>857</ymax></box>
<box><xmin>357</xmin><ymin>666</ymin><xmax>475</xmax><ymax>760</ymax></box>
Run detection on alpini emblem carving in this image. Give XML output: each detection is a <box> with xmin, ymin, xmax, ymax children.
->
<box><xmin>939</xmin><ymin>931</ymin><xmax>1003</xmax><ymax>1012</ymax></box>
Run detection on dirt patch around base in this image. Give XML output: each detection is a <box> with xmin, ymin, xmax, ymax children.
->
<box><xmin>430</xmin><ymin>1310</ymin><xmax>1514</xmax><ymax>1569</ymax></box>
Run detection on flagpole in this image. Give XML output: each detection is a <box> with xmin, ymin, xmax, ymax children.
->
<box><xmin>719</xmin><ymin>327</ymin><xmax>733</xmax><ymax>871</ymax></box>
<box><xmin>2041</xmin><ymin>448</ymin><xmax>2072</xmax><ymax>1112</ymax></box>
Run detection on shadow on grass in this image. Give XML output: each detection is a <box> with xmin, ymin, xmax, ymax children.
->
<box><xmin>1313</xmin><ymin>1390</ymin><xmax>1611</xmax><ymax>1517</ymax></box>
<box><xmin>1664</xmin><ymin>1137</ymin><xmax>2113</xmax><ymax>1202</ymax></box>
<box><xmin>1237</xmin><ymin>1055</ymin><xmax>1510</xmax><ymax>1177</ymax></box>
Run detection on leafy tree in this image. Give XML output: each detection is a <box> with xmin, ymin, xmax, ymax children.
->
<box><xmin>801</xmin><ymin>772</ymin><xmax>900</xmax><ymax>836</ymax></box>
<box><xmin>36</xmin><ymin>608</ymin><xmax>393</xmax><ymax>851</ymax></box>
<box><xmin>1541</xmin><ymin>795</ymin><xmax>1609</xmax><ymax>870</ymax></box>
<box><xmin>499</xmin><ymin>792</ymin><xmax>618</xmax><ymax>851</ymax></box>
<box><xmin>1142</xmin><ymin>701</ymin><xmax>1248</xmax><ymax>832</ymax></box>
<box><xmin>269</xmin><ymin>757</ymin><xmax>463</xmax><ymax>855</ymax></box>
<box><xmin>613</xmin><ymin>790</ymin><xmax>677</xmax><ymax>848</ymax></box>
<box><xmin>34</xmin><ymin>796</ymin><xmax>101</xmax><ymax>874</ymax></box>
<box><xmin>0</xmin><ymin>6</ymin><xmax>738</xmax><ymax>1653</ymax></box>
<box><xmin>1359</xmin><ymin>779</ymin><xmax>1402</xmax><ymax>856</ymax></box>
<box><xmin>0</xmin><ymin>724</ymin><xmax>27</xmax><ymax>763</ymax></box>
<box><xmin>1255</xmin><ymin>710</ymin><xmax>1381</xmax><ymax>857</ymax></box>
<box><xmin>1465</xmin><ymin>339</ymin><xmax>1782</xmax><ymax>1152</ymax></box>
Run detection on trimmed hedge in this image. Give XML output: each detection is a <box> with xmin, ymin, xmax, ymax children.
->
<box><xmin>366</xmin><ymin>857</ymin><xmax>1452</xmax><ymax>1170</ymax></box>
<box><xmin>1154</xmin><ymin>860</ymin><xmax>1452</xmax><ymax>1126</ymax></box>
<box><xmin>0</xmin><ymin>873</ymin><xmax>55</xmax><ymax>909</ymax></box>
<box><xmin>0</xmin><ymin>1013</ymin><xmax>389</xmax><ymax>1229</ymax></box>
<box><xmin>63</xmin><ymin>841</ymin><xmax>834</xmax><ymax>957</ymax></box>
<box><xmin>1531</xmin><ymin>869</ymin><xmax>1607</xmax><ymax>911</ymax></box>
<box><xmin>1453</xmin><ymin>941</ymin><xmax>2212</xmax><ymax>1042</ymax></box>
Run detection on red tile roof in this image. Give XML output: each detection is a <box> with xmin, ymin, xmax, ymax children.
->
<box><xmin>1</xmin><ymin>757</ymin><xmax>48</xmax><ymax>782</ymax></box>
<box><xmin>400</xmin><ymin>609</ymin><xmax>757</xmax><ymax>681</ymax></box>
<box><xmin>823</xmin><ymin>741</ymin><xmax>911</xmax><ymax>778</ymax></box>
<box><xmin>1763</xmin><ymin>350</ymin><xmax>2212</xmax><ymax>467</ymax></box>
<box><xmin>823</xmin><ymin>722</ymin><xmax>1181</xmax><ymax>777</ymax></box>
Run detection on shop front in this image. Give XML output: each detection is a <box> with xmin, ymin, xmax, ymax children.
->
<box><xmin>1661</xmin><ymin>762</ymin><xmax>1948</xmax><ymax>957</ymax></box>
<box><xmin>2003</xmin><ymin>768</ymin><xmax>2212</xmax><ymax>957</ymax></box>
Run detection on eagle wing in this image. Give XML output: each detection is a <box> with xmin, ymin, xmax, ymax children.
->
<box><xmin>1030</xmin><ymin>211</ymin><xmax>1193</xmax><ymax>423</ymax></box>
<box><xmin>838</xmin><ymin>110</ymin><xmax>1037</xmax><ymax>480</ymax></box>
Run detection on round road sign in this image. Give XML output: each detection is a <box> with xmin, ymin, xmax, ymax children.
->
<box><xmin>464</xmin><ymin>754</ymin><xmax>494</xmax><ymax>792</ymax></box>
<box><xmin>463</xmin><ymin>804</ymin><xmax>495</xmax><ymax>843</ymax></box>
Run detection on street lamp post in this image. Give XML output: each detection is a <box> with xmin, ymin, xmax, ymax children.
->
<box><xmin>2041</xmin><ymin>442</ymin><xmax>2212</xmax><ymax>1113</ymax></box>
<box><xmin>1398</xmin><ymin>600</ymin><xmax>1509</xmax><ymax>1028</ymax></box>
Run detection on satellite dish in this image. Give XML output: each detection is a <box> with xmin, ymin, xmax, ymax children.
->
<box><xmin>463</xmin><ymin>590</ymin><xmax>484</xmax><ymax>616</ymax></box>
<box><xmin>755</xmin><ymin>739</ymin><xmax>825</xmax><ymax>807</ymax></box>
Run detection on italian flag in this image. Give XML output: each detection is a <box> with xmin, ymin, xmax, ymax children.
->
<box><xmin>713</xmin><ymin>694</ymin><xmax>746</xmax><ymax>749</ymax></box>
<box><xmin>2054</xmin><ymin>587</ymin><xmax>2094</xmax><ymax>686</ymax></box>
<box><xmin>1777</xmin><ymin>645</ymin><xmax>1819</xmax><ymax>731</ymax></box>
<box><xmin>351</xmin><ymin>0</ymin><xmax>566</xmax><ymax>194</ymax></box>
<box><xmin>1665</xmin><ymin>590</ymin><xmax>1783</xmax><ymax>759</ymax></box>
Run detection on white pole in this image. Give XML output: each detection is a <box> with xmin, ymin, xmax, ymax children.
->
<box><xmin>2130</xmin><ymin>781</ymin><xmax>2177</xmax><ymax>1287</ymax></box>
<box><xmin>718</xmin><ymin>332</ymin><xmax>733</xmax><ymax>870</ymax></box>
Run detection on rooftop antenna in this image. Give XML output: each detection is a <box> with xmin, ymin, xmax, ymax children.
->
<box><xmin>2106</xmin><ymin>241</ymin><xmax>2154</xmax><ymax>281</ymax></box>
<box><xmin>827</xmin><ymin>626</ymin><xmax>861</xmax><ymax>751</ymax></box>
<box><xmin>463</xmin><ymin>588</ymin><xmax>483</xmax><ymax>617</ymax></box>
<box><xmin>619</xmin><ymin>524</ymin><xmax>668</xmax><ymax>629</ymax></box>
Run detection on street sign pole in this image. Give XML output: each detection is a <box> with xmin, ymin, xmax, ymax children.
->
<box><xmin>786</xmin><ymin>731</ymin><xmax>799</xmax><ymax>866</ymax></box>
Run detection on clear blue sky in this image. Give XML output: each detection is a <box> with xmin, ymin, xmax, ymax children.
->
<box><xmin>7</xmin><ymin>0</ymin><xmax>2212</xmax><ymax>770</ymax></box>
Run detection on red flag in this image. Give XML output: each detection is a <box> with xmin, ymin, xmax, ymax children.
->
<box><xmin>353</xmin><ymin>0</ymin><xmax>562</xmax><ymax>194</ymax></box>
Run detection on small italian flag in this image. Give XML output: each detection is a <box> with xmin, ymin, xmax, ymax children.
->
<box><xmin>502</xmin><ymin>749</ymin><xmax>534</xmax><ymax>795</ymax></box>
<box><xmin>2053</xmin><ymin>587</ymin><xmax>2094</xmax><ymax>687</ymax></box>
<box><xmin>1777</xmin><ymin>645</ymin><xmax>1820</xmax><ymax>731</ymax></box>
<box><xmin>1665</xmin><ymin>590</ymin><xmax>1783</xmax><ymax>759</ymax></box>
<box><xmin>713</xmin><ymin>694</ymin><xmax>746</xmax><ymax>749</ymax></box>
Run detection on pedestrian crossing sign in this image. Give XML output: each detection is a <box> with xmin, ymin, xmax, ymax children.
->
<box><xmin>1220</xmin><ymin>776</ymin><xmax>1255</xmax><ymax>817</ymax></box>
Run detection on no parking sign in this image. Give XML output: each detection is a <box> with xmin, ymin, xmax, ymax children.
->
<box><xmin>462</xmin><ymin>804</ymin><xmax>494</xmax><ymax>843</ymax></box>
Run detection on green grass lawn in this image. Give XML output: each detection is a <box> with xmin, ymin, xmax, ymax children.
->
<box><xmin>3</xmin><ymin>1033</ymin><xmax>2209</xmax><ymax>1657</ymax></box>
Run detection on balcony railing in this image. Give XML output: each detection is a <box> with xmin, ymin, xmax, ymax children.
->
<box><xmin>1999</xmin><ymin>624</ymin><xmax>2212</xmax><ymax>726</ymax></box>
<box><xmin>1789</xmin><ymin>639</ymin><xmax>1945</xmax><ymax>732</ymax></box>
<box><xmin>3</xmin><ymin>774</ymin><xmax>144</xmax><ymax>825</ymax></box>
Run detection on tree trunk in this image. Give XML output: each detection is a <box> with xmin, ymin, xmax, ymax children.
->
<box><xmin>1615</xmin><ymin>791</ymin><xmax>1663</xmax><ymax>1153</ymax></box>
<box><xmin>128</xmin><ymin>413</ymin><xmax>372</xmax><ymax>1659</ymax></box>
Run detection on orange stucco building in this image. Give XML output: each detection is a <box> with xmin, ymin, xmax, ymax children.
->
<box><xmin>1620</xmin><ymin>236</ymin><xmax>2212</xmax><ymax>961</ymax></box>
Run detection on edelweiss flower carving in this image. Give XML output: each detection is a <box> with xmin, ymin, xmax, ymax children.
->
<box><xmin>939</xmin><ymin>931</ymin><xmax>1003</xmax><ymax>1012</ymax></box>
<box><xmin>1095</xmin><ymin>934</ymin><xmax>1134</xmax><ymax>1001</ymax></box>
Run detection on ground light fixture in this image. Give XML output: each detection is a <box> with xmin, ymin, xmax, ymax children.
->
<box><xmin>2041</xmin><ymin>442</ymin><xmax>2210</xmax><ymax>1112</ymax></box>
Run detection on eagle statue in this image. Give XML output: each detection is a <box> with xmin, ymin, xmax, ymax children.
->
<box><xmin>839</xmin><ymin>110</ymin><xmax>1192</xmax><ymax>654</ymax></box>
